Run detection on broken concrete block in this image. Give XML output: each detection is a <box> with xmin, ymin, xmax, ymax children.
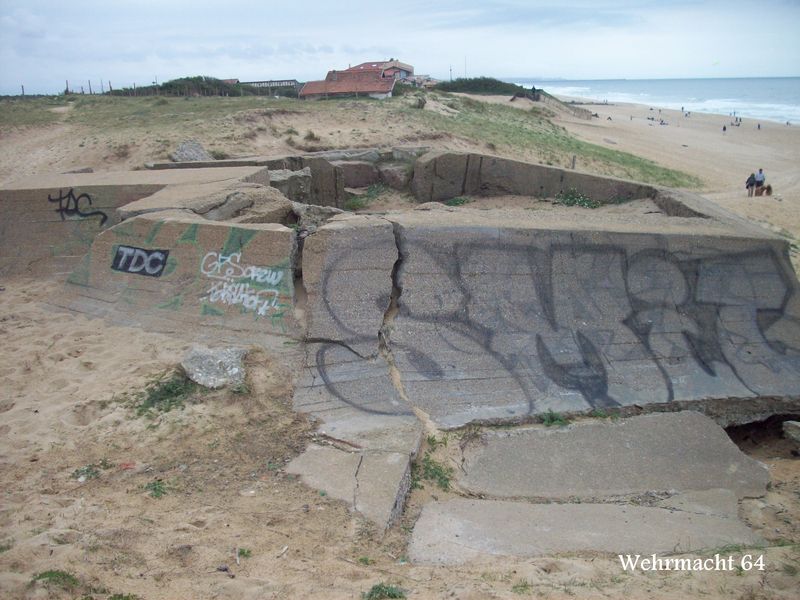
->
<box><xmin>302</xmin><ymin>215</ymin><xmax>397</xmax><ymax>357</ymax></box>
<box><xmin>377</xmin><ymin>162</ymin><xmax>411</xmax><ymax>190</ymax></box>
<box><xmin>171</xmin><ymin>140</ymin><xmax>213</xmax><ymax>162</ymax></box>
<box><xmin>181</xmin><ymin>345</ymin><xmax>247</xmax><ymax>389</ymax></box>
<box><xmin>409</xmin><ymin>499</ymin><xmax>763</xmax><ymax>564</ymax></box>
<box><xmin>269</xmin><ymin>167</ymin><xmax>311</xmax><ymax>202</ymax></box>
<box><xmin>458</xmin><ymin>412</ymin><xmax>770</xmax><ymax>500</ymax></box>
<box><xmin>332</xmin><ymin>161</ymin><xmax>380</xmax><ymax>188</ymax></box>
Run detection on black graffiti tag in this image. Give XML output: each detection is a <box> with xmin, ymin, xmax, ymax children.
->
<box><xmin>112</xmin><ymin>245</ymin><xmax>170</xmax><ymax>277</ymax></box>
<box><xmin>48</xmin><ymin>188</ymin><xmax>108</xmax><ymax>226</ymax></box>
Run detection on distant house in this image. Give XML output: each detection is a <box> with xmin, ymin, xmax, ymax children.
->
<box><xmin>299</xmin><ymin>59</ymin><xmax>414</xmax><ymax>100</ymax></box>
<box><xmin>221</xmin><ymin>78</ymin><xmax>240</xmax><ymax>85</ymax></box>
<box><xmin>347</xmin><ymin>59</ymin><xmax>414</xmax><ymax>80</ymax></box>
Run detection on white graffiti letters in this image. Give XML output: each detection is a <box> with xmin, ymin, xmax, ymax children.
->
<box><xmin>200</xmin><ymin>251</ymin><xmax>285</xmax><ymax>317</ymax></box>
<box><xmin>201</xmin><ymin>251</ymin><xmax>284</xmax><ymax>285</ymax></box>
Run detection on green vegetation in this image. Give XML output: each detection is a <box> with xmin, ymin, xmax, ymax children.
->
<box><xmin>444</xmin><ymin>196</ymin><xmax>470</xmax><ymax>206</ymax></box>
<box><xmin>107</xmin><ymin>75</ymin><xmax>296</xmax><ymax>98</ymax></box>
<box><xmin>238</xmin><ymin>548</ymin><xmax>252</xmax><ymax>558</ymax></box>
<box><xmin>511</xmin><ymin>579</ymin><xmax>534</xmax><ymax>594</ymax></box>
<box><xmin>209</xmin><ymin>149</ymin><xmax>230</xmax><ymax>160</ymax></box>
<box><xmin>71</xmin><ymin>464</ymin><xmax>101</xmax><ymax>481</ymax></box>
<box><xmin>134</xmin><ymin>371</ymin><xmax>199</xmax><ymax>417</ymax></box>
<box><xmin>304</xmin><ymin>129</ymin><xmax>321</xmax><ymax>141</ymax></box>
<box><xmin>554</xmin><ymin>188</ymin><xmax>600</xmax><ymax>209</ymax></box>
<box><xmin>435</xmin><ymin>76</ymin><xmax>526</xmax><ymax>95</ymax></box>
<box><xmin>344</xmin><ymin>183</ymin><xmax>390</xmax><ymax>211</ymax></box>
<box><xmin>358</xmin><ymin>556</ymin><xmax>374</xmax><ymax>565</ymax></box>
<box><xmin>396</xmin><ymin>96</ymin><xmax>701</xmax><ymax>188</ymax></box>
<box><xmin>412</xmin><ymin>451</ymin><xmax>453</xmax><ymax>491</ymax></box>
<box><xmin>108</xmin><ymin>595</ymin><xmax>141</xmax><ymax>600</ymax></box>
<box><xmin>0</xmin><ymin>539</ymin><xmax>13</xmax><ymax>553</ymax></box>
<box><xmin>31</xmin><ymin>570</ymin><xmax>80</xmax><ymax>590</ymax></box>
<box><xmin>541</xmin><ymin>410</ymin><xmax>570</xmax><ymax>427</ymax></box>
<box><xmin>144</xmin><ymin>479</ymin><xmax>167</xmax><ymax>498</ymax></box>
<box><xmin>362</xmin><ymin>583</ymin><xmax>406</xmax><ymax>600</ymax></box>
<box><xmin>0</xmin><ymin>96</ymin><xmax>66</xmax><ymax>127</ymax></box>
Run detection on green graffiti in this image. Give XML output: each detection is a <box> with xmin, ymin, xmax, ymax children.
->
<box><xmin>144</xmin><ymin>221</ymin><xmax>165</xmax><ymax>245</ymax></box>
<box><xmin>162</xmin><ymin>255</ymin><xmax>178</xmax><ymax>277</ymax></box>
<box><xmin>157</xmin><ymin>295</ymin><xmax>183</xmax><ymax>311</ymax></box>
<box><xmin>221</xmin><ymin>227</ymin><xmax>258</xmax><ymax>255</ymax></box>
<box><xmin>111</xmin><ymin>221</ymin><xmax>137</xmax><ymax>239</ymax></box>
<box><xmin>178</xmin><ymin>223</ymin><xmax>199</xmax><ymax>244</ymax></box>
<box><xmin>201</xmin><ymin>303</ymin><xmax>225</xmax><ymax>316</ymax></box>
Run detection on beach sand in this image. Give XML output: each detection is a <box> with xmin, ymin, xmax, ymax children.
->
<box><xmin>553</xmin><ymin>97</ymin><xmax>800</xmax><ymax>252</ymax></box>
<box><xmin>1</xmin><ymin>96</ymin><xmax>799</xmax><ymax>599</ymax></box>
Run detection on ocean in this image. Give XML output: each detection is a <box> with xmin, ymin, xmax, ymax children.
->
<box><xmin>509</xmin><ymin>77</ymin><xmax>800</xmax><ymax>124</ymax></box>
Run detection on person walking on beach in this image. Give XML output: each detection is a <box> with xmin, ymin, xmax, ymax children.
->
<box><xmin>746</xmin><ymin>172</ymin><xmax>756</xmax><ymax>197</ymax></box>
<box><xmin>754</xmin><ymin>168</ymin><xmax>766</xmax><ymax>194</ymax></box>
<box><xmin>723</xmin><ymin>125</ymin><xmax>727</xmax><ymax>134</ymax></box>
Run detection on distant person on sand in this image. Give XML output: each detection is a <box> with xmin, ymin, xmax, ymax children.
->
<box><xmin>754</xmin><ymin>168</ymin><xmax>766</xmax><ymax>194</ymax></box>
<box><xmin>723</xmin><ymin>125</ymin><xmax>727</xmax><ymax>134</ymax></box>
<box><xmin>745</xmin><ymin>173</ymin><xmax>756</xmax><ymax>197</ymax></box>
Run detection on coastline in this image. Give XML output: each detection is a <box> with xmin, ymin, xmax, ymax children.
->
<box><xmin>547</xmin><ymin>94</ymin><xmax>800</xmax><ymax>266</ymax></box>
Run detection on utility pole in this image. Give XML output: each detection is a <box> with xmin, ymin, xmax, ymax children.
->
<box><xmin>100</xmin><ymin>79</ymin><xmax>104</xmax><ymax>93</ymax></box>
<box><xmin>88</xmin><ymin>80</ymin><xmax>93</xmax><ymax>94</ymax></box>
<box><xmin>65</xmin><ymin>80</ymin><xmax>70</xmax><ymax>94</ymax></box>
<box><xmin>21</xmin><ymin>85</ymin><xmax>24</xmax><ymax>96</ymax></box>
<box><xmin>449</xmin><ymin>65</ymin><xmax>452</xmax><ymax>81</ymax></box>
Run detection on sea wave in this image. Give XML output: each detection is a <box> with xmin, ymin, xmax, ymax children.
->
<box><xmin>538</xmin><ymin>87</ymin><xmax>799</xmax><ymax>123</ymax></box>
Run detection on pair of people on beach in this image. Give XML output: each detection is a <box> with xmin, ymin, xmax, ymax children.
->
<box><xmin>745</xmin><ymin>169</ymin><xmax>766</xmax><ymax>197</ymax></box>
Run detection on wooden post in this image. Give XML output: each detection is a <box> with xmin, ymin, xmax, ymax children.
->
<box><xmin>21</xmin><ymin>85</ymin><xmax>24</xmax><ymax>96</ymax></box>
<box><xmin>65</xmin><ymin>80</ymin><xmax>70</xmax><ymax>94</ymax></box>
<box><xmin>571</xmin><ymin>155</ymin><xmax>576</xmax><ymax>169</ymax></box>
<box><xmin>88</xmin><ymin>80</ymin><xmax>92</xmax><ymax>94</ymax></box>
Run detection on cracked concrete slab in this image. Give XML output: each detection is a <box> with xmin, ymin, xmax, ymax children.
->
<box><xmin>302</xmin><ymin>215</ymin><xmax>397</xmax><ymax>358</ymax></box>
<box><xmin>458</xmin><ymin>412</ymin><xmax>770</xmax><ymax>500</ymax></box>
<box><xmin>409</xmin><ymin>499</ymin><xmax>764</xmax><ymax>565</ymax></box>
<box><xmin>657</xmin><ymin>489</ymin><xmax>740</xmax><ymax>518</ymax></box>
<box><xmin>287</xmin><ymin>444</ymin><xmax>415</xmax><ymax>530</ymax></box>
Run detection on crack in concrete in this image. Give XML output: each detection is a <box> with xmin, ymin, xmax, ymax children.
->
<box><xmin>353</xmin><ymin>453</ymin><xmax>364</xmax><ymax>509</ymax></box>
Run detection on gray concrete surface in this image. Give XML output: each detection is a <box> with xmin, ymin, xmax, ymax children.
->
<box><xmin>458</xmin><ymin>412</ymin><xmax>770</xmax><ymax>500</ymax></box>
<box><xmin>409</xmin><ymin>499</ymin><xmax>764</xmax><ymax>565</ymax></box>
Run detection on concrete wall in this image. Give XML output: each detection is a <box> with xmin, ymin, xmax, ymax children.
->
<box><xmin>59</xmin><ymin>212</ymin><xmax>298</xmax><ymax>343</ymax></box>
<box><xmin>412</xmin><ymin>151</ymin><xmax>657</xmax><ymax>204</ymax></box>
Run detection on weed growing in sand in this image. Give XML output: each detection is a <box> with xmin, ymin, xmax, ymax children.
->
<box><xmin>108</xmin><ymin>594</ymin><xmax>142</xmax><ymax>600</ymax></box>
<box><xmin>344</xmin><ymin>183</ymin><xmax>389</xmax><ymax>211</ymax></box>
<box><xmin>554</xmin><ymin>188</ymin><xmax>600</xmax><ymax>209</ymax></box>
<box><xmin>0</xmin><ymin>539</ymin><xmax>13</xmax><ymax>553</ymax></box>
<box><xmin>134</xmin><ymin>371</ymin><xmax>199</xmax><ymax>417</ymax></box>
<box><xmin>511</xmin><ymin>579</ymin><xmax>534</xmax><ymax>594</ymax></box>
<box><xmin>210</xmin><ymin>149</ymin><xmax>230</xmax><ymax>160</ymax></box>
<box><xmin>542</xmin><ymin>410</ymin><xmax>570</xmax><ymax>427</ymax></box>
<box><xmin>284</xmin><ymin>126</ymin><xmax>299</xmax><ymax>135</ymax></box>
<box><xmin>444</xmin><ymin>196</ymin><xmax>470</xmax><ymax>206</ymax></box>
<box><xmin>238</xmin><ymin>548</ymin><xmax>252</xmax><ymax>559</ymax></box>
<box><xmin>358</xmin><ymin>556</ymin><xmax>374</xmax><ymax>566</ymax></box>
<box><xmin>31</xmin><ymin>570</ymin><xmax>80</xmax><ymax>591</ymax></box>
<box><xmin>426</xmin><ymin>434</ymin><xmax>448</xmax><ymax>449</ymax></box>
<box><xmin>231</xmin><ymin>382</ymin><xmax>250</xmax><ymax>395</ymax></box>
<box><xmin>362</xmin><ymin>583</ymin><xmax>406</xmax><ymax>600</ymax></box>
<box><xmin>144</xmin><ymin>479</ymin><xmax>167</xmax><ymax>498</ymax></box>
<box><xmin>412</xmin><ymin>452</ymin><xmax>453</xmax><ymax>491</ymax></box>
<box><xmin>304</xmin><ymin>129</ymin><xmax>321</xmax><ymax>141</ymax></box>
<box><xmin>71</xmin><ymin>464</ymin><xmax>100</xmax><ymax>481</ymax></box>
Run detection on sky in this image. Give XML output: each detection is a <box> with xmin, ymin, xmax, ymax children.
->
<box><xmin>1</xmin><ymin>0</ymin><xmax>799</xmax><ymax>95</ymax></box>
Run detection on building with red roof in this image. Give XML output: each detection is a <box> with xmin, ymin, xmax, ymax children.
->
<box><xmin>299</xmin><ymin>59</ymin><xmax>414</xmax><ymax>100</ymax></box>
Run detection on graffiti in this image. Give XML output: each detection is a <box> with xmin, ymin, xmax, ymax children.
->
<box><xmin>48</xmin><ymin>188</ymin><xmax>108</xmax><ymax>226</ymax></box>
<box><xmin>200</xmin><ymin>251</ymin><xmax>287</xmax><ymax>317</ymax></box>
<box><xmin>112</xmin><ymin>245</ymin><xmax>169</xmax><ymax>277</ymax></box>
<box><xmin>201</xmin><ymin>251</ymin><xmax>284</xmax><ymax>286</ymax></box>
<box><xmin>310</xmin><ymin>232</ymin><xmax>800</xmax><ymax>420</ymax></box>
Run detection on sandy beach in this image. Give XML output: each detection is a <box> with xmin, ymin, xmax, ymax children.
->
<box><xmin>554</xmin><ymin>97</ymin><xmax>800</xmax><ymax>250</ymax></box>
<box><xmin>1</xmin><ymin>93</ymin><xmax>799</xmax><ymax>599</ymax></box>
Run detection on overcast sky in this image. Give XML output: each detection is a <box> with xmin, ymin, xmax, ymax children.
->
<box><xmin>1</xmin><ymin>0</ymin><xmax>798</xmax><ymax>95</ymax></box>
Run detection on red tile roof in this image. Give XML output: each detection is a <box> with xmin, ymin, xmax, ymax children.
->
<box><xmin>300</xmin><ymin>70</ymin><xmax>396</xmax><ymax>97</ymax></box>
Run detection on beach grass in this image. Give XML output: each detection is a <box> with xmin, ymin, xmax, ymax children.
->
<box><xmin>0</xmin><ymin>92</ymin><xmax>700</xmax><ymax>188</ymax></box>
